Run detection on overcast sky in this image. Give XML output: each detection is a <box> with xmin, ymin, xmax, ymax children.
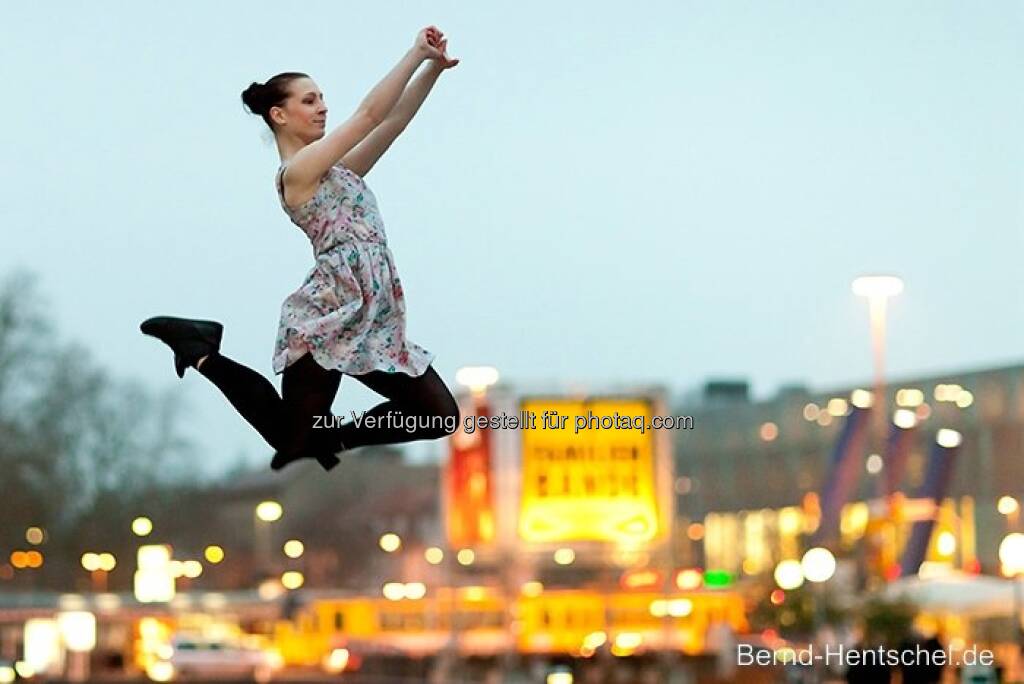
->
<box><xmin>2</xmin><ymin>2</ymin><xmax>1021</xmax><ymax>475</ymax></box>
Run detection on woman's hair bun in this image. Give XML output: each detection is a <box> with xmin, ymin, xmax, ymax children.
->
<box><xmin>241</xmin><ymin>81</ymin><xmax>268</xmax><ymax>116</ymax></box>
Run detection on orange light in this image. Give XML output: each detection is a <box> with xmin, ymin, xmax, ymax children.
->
<box><xmin>25</xmin><ymin>551</ymin><xmax>43</xmax><ymax>568</ymax></box>
<box><xmin>10</xmin><ymin>551</ymin><xmax>27</xmax><ymax>569</ymax></box>
<box><xmin>687</xmin><ymin>523</ymin><xmax>705</xmax><ymax>541</ymax></box>
<box><xmin>620</xmin><ymin>569</ymin><xmax>661</xmax><ymax>590</ymax></box>
<box><xmin>770</xmin><ymin>589</ymin><xmax>785</xmax><ymax>605</ymax></box>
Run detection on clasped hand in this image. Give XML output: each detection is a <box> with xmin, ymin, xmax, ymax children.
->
<box><xmin>415</xmin><ymin>26</ymin><xmax>459</xmax><ymax>69</ymax></box>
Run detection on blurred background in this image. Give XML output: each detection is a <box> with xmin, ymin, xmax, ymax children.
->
<box><xmin>0</xmin><ymin>1</ymin><xmax>1021</xmax><ymax>682</ymax></box>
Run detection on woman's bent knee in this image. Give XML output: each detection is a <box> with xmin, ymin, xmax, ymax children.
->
<box><xmin>423</xmin><ymin>396</ymin><xmax>460</xmax><ymax>439</ymax></box>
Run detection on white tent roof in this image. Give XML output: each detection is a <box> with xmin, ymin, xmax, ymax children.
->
<box><xmin>881</xmin><ymin>571</ymin><xmax>1024</xmax><ymax>617</ymax></box>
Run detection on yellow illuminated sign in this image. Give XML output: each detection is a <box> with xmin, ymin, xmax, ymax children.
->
<box><xmin>518</xmin><ymin>398</ymin><xmax>661</xmax><ymax>543</ymax></box>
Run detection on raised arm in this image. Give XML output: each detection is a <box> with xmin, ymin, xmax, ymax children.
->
<box><xmin>282</xmin><ymin>28</ymin><xmax>444</xmax><ymax>194</ymax></box>
<box><xmin>343</xmin><ymin>37</ymin><xmax>459</xmax><ymax>178</ymax></box>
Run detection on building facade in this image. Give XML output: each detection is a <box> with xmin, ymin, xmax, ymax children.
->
<box><xmin>672</xmin><ymin>363</ymin><xmax>1024</xmax><ymax>580</ymax></box>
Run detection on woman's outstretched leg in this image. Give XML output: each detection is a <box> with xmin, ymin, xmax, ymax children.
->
<box><xmin>198</xmin><ymin>355</ymin><xmax>460</xmax><ymax>466</ymax></box>
<box><xmin>195</xmin><ymin>351</ymin><xmax>288</xmax><ymax>450</ymax></box>
<box><xmin>142</xmin><ymin>316</ymin><xmax>289</xmax><ymax>450</ymax></box>
<box><xmin>141</xmin><ymin>316</ymin><xmax>351</xmax><ymax>469</ymax></box>
<box><xmin>315</xmin><ymin>365</ymin><xmax>461</xmax><ymax>450</ymax></box>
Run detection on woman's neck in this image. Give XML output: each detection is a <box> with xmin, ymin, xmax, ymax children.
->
<box><xmin>275</xmin><ymin>132</ymin><xmax>307</xmax><ymax>164</ymax></box>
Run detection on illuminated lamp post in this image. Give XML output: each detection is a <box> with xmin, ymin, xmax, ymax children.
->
<box><xmin>254</xmin><ymin>500</ymin><xmax>283</xmax><ymax>579</ymax></box>
<box><xmin>851</xmin><ymin>275</ymin><xmax>904</xmax><ymax>436</ymax></box>
<box><xmin>449</xmin><ymin>366</ymin><xmax>500</xmax><ymax>677</ymax></box>
<box><xmin>999</xmin><ymin>533</ymin><xmax>1024</xmax><ymax>667</ymax></box>
<box><xmin>802</xmin><ymin>547</ymin><xmax>836</xmax><ymax>684</ymax></box>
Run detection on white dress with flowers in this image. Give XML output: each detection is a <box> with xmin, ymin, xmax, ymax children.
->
<box><xmin>271</xmin><ymin>161</ymin><xmax>434</xmax><ymax>377</ymax></box>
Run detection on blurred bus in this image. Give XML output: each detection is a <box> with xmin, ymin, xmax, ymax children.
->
<box><xmin>272</xmin><ymin>586</ymin><xmax>747</xmax><ymax>671</ymax></box>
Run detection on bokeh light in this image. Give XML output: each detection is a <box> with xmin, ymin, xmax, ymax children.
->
<box><xmin>132</xmin><ymin>517</ymin><xmax>153</xmax><ymax>537</ymax></box>
<box><xmin>379</xmin><ymin>533</ymin><xmax>401</xmax><ymax>552</ymax></box>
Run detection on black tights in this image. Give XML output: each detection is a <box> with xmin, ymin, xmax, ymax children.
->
<box><xmin>196</xmin><ymin>351</ymin><xmax>461</xmax><ymax>460</ymax></box>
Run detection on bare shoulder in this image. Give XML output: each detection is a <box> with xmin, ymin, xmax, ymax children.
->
<box><xmin>279</xmin><ymin>163</ymin><xmax>329</xmax><ymax>210</ymax></box>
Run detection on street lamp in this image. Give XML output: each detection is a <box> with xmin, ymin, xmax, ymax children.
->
<box><xmin>802</xmin><ymin>546</ymin><xmax>836</xmax><ymax>682</ymax></box>
<box><xmin>453</xmin><ymin>365</ymin><xmax>502</xmax><ymax>674</ymax></box>
<box><xmin>379</xmin><ymin>533</ymin><xmax>402</xmax><ymax>553</ymax></box>
<box><xmin>851</xmin><ymin>275</ymin><xmax>904</xmax><ymax>428</ymax></box>
<box><xmin>132</xmin><ymin>517</ymin><xmax>153</xmax><ymax>537</ymax></box>
<box><xmin>1000</xmin><ymin>497</ymin><xmax>1021</xmax><ymax>532</ymax></box>
<box><xmin>254</xmin><ymin>501</ymin><xmax>282</xmax><ymax>578</ymax></box>
<box><xmin>454</xmin><ymin>366</ymin><xmax>499</xmax><ymax>397</ymax></box>
<box><xmin>255</xmin><ymin>501</ymin><xmax>283</xmax><ymax>522</ymax></box>
<box><xmin>999</xmin><ymin>533</ymin><xmax>1024</xmax><ymax>660</ymax></box>
<box><xmin>853</xmin><ymin>275</ymin><xmax>904</xmax><ymax>584</ymax></box>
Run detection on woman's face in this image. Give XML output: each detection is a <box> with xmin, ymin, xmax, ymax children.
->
<box><xmin>273</xmin><ymin>77</ymin><xmax>328</xmax><ymax>142</ymax></box>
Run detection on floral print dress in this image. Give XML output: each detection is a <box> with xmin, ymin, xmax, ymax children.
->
<box><xmin>271</xmin><ymin>161</ymin><xmax>435</xmax><ymax>377</ymax></box>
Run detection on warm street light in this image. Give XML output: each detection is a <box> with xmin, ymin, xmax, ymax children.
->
<box><xmin>936</xmin><ymin>429</ymin><xmax>962</xmax><ymax>449</ymax></box>
<box><xmin>382</xmin><ymin>582</ymin><xmax>404</xmax><ymax>600</ymax></box>
<box><xmin>852</xmin><ymin>275</ymin><xmax>904</xmax><ymax>299</ymax></box>
<box><xmin>774</xmin><ymin>559</ymin><xmax>805</xmax><ymax>590</ymax></box>
<box><xmin>255</xmin><ymin>501</ymin><xmax>283</xmax><ymax>522</ymax></box>
<box><xmin>999</xmin><ymin>533</ymin><xmax>1024</xmax><ymax>659</ymax></box>
<box><xmin>12</xmin><ymin>551</ymin><xmax>43</xmax><ymax>569</ymax></box>
<box><xmin>283</xmin><ymin>540</ymin><xmax>305</xmax><ymax>559</ymax></box>
<box><xmin>379</xmin><ymin>533</ymin><xmax>401</xmax><ymax>553</ymax></box>
<box><xmin>852</xmin><ymin>274</ymin><xmax>904</xmax><ymax>435</ymax></box>
<box><xmin>553</xmin><ymin>548</ymin><xmax>576</xmax><ymax>565</ymax></box>
<box><xmin>281</xmin><ymin>571</ymin><xmax>304</xmax><ymax>590</ymax></box>
<box><xmin>81</xmin><ymin>554</ymin><xmax>100</xmax><ymax>572</ymax></box>
<box><xmin>97</xmin><ymin>554</ymin><xmax>116</xmax><ymax>572</ymax></box>
<box><xmin>135</xmin><ymin>545</ymin><xmax>174</xmax><ymax>603</ymax></box>
<box><xmin>455</xmin><ymin>366</ymin><xmax>499</xmax><ymax>395</ymax></box>
<box><xmin>893</xmin><ymin>409</ymin><xmax>917</xmax><ymax>429</ymax></box>
<box><xmin>850</xmin><ymin>389</ymin><xmax>874</xmax><ymax>409</ymax></box>
<box><xmin>132</xmin><ymin>517</ymin><xmax>153</xmax><ymax>537</ymax></box>
<box><xmin>1000</xmin><ymin>534</ymin><xmax>1024</xmax><ymax>576</ymax></box>
<box><xmin>999</xmin><ymin>497</ymin><xmax>1020</xmax><ymax>516</ymax></box>
<box><xmin>258</xmin><ymin>579</ymin><xmax>284</xmax><ymax>601</ymax></box>
<box><xmin>404</xmin><ymin>582</ymin><xmax>427</xmax><ymax>600</ymax></box>
<box><xmin>936</xmin><ymin>531</ymin><xmax>957</xmax><ymax>557</ymax></box>
<box><xmin>801</xmin><ymin>547</ymin><xmax>836</xmax><ymax>583</ymax></box>
<box><xmin>204</xmin><ymin>546</ymin><xmax>224</xmax><ymax>564</ymax></box>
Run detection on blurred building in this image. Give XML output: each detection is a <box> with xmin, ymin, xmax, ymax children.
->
<box><xmin>214</xmin><ymin>445</ymin><xmax>443</xmax><ymax>590</ymax></box>
<box><xmin>671</xmin><ymin>362</ymin><xmax>1024</xmax><ymax>580</ymax></box>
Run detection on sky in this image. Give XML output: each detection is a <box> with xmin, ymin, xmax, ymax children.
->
<box><xmin>2</xmin><ymin>2</ymin><xmax>1021</xmax><ymax>476</ymax></box>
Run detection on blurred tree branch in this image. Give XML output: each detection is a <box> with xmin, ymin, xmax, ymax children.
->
<box><xmin>0</xmin><ymin>270</ymin><xmax>200</xmax><ymax>587</ymax></box>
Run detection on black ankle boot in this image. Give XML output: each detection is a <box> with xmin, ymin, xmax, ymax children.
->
<box><xmin>140</xmin><ymin>316</ymin><xmax>224</xmax><ymax>378</ymax></box>
<box><xmin>271</xmin><ymin>431</ymin><xmax>346</xmax><ymax>472</ymax></box>
<box><xmin>270</xmin><ymin>447</ymin><xmax>342</xmax><ymax>472</ymax></box>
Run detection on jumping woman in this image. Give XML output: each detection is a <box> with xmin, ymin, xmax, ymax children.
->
<box><xmin>141</xmin><ymin>26</ymin><xmax>461</xmax><ymax>472</ymax></box>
